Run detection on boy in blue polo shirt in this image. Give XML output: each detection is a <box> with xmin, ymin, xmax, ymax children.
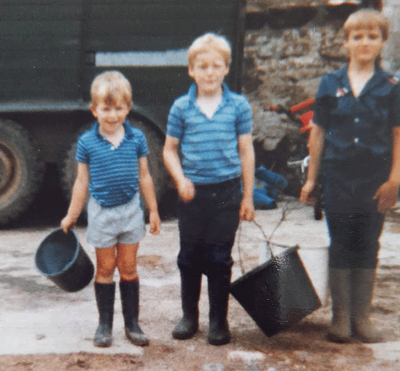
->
<box><xmin>61</xmin><ymin>71</ymin><xmax>160</xmax><ymax>348</ymax></box>
<box><xmin>163</xmin><ymin>33</ymin><xmax>255</xmax><ymax>346</ymax></box>
<box><xmin>301</xmin><ymin>10</ymin><xmax>400</xmax><ymax>343</ymax></box>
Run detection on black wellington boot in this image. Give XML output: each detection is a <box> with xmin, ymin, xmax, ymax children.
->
<box><xmin>172</xmin><ymin>271</ymin><xmax>202</xmax><ymax>340</ymax></box>
<box><xmin>207</xmin><ymin>272</ymin><xmax>231</xmax><ymax>346</ymax></box>
<box><xmin>94</xmin><ymin>282</ymin><xmax>115</xmax><ymax>347</ymax></box>
<box><xmin>120</xmin><ymin>280</ymin><xmax>149</xmax><ymax>346</ymax></box>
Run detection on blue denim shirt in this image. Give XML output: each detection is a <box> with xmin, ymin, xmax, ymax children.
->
<box><xmin>314</xmin><ymin>64</ymin><xmax>400</xmax><ymax>161</ymax></box>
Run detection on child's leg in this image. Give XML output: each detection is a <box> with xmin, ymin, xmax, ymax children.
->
<box><xmin>350</xmin><ymin>212</ymin><xmax>384</xmax><ymax>343</ymax></box>
<box><xmin>95</xmin><ymin>245</ymin><xmax>117</xmax><ymax>283</ymax></box>
<box><xmin>325</xmin><ymin>212</ymin><xmax>352</xmax><ymax>343</ymax></box>
<box><xmin>204</xmin><ymin>179</ymin><xmax>241</xmax><ymax>346</ymax></box>
<box><xmin>326</xmin><ymin>211</ymin><xmax>384</xmax><ymax>343</ymax></box>
<box><xmin>116</xmin><ymin>243</ymin><xmax>139</xmax><ymax>282</ymax></box>
<box><xmin>94</xmin><ymin>246</ymin><xmax>117</xmax><ymax>347</ymax></box>
<box><xmin>172</xmin><ymin>196</ymin><xmax>206</xmax><ymax>340</ymax></box>
<box><xmin>117</xmin><ymin>243</ymin><xmax>149</xmax><ymax>346</ymax></box>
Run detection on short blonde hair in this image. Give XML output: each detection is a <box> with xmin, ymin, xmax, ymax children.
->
<box><xmin>188</xmin><ymin>33</ymin><xmax>231</xmax><ymax>69</ymax></box>
<box><xmin>90</xmin><ymin>71</ymin><xmax>132</xmax><ymax>107</ymax></box>
<box><xmin>343</xmin><ymin>9</ymin><xmax>389</xmax><ymax>41</ymax></box>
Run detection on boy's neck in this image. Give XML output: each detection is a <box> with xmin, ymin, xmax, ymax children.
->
<box><xmin>197</xmin><ymin>85</ymin><xmax>223</xmax><ymax>100</ymax></box>
<box><xmin>348</xmin><ymin>59</ymin><xmax>376</xmax><ymax>75</ymax></box>
<box><xmin>347</xmin><ymin>60</ymin><xmax>376</xmax><ymax>98</ymax></box>
<box><xmin>196</xmin><ymin>85</ymin><xmax>223</xmax><ymax>119</ymax></box>
<box><xmin>99</xmin><ymin>124</ymin><xmax>125</xmax><ymax>147</ymax></box>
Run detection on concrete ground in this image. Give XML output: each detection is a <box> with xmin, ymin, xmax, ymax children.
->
<box><xmin>1</xmin><ymin>197</ymin><xmax>399</xmax><ymax>367</ymax></box>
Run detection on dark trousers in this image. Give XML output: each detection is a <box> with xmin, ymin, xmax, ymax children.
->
<box><xmin>325</xmin><ymin>211</ymin><xmax>385</xmax><ymax>269</ymax></box>
<box><xmin>177</xmin><ymin>178</ymin><xmax>242</xmax><ymax>277</ymax></box>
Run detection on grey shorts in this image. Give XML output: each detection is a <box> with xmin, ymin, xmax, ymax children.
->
<box><xmin>87</xmin><ymin>193</ymin><xmax>146</xmax><ymax>248</ymax></box>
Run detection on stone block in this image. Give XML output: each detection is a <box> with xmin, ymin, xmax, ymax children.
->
<box><xmin>247</xmin><ymin>0</ymin><xmax>328</xmax><ymax>13</ymax></box>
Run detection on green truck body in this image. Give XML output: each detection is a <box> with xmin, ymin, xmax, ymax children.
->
<box><xmin>0</xmin><ymin>0</ymin><xmax>246</xmax><ymax>224</ymax></box>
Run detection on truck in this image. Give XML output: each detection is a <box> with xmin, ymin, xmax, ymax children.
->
<box><xmin>0</xmin><ymin>0</ymin><xmax>246</xmax><ymax>224</ymax></box>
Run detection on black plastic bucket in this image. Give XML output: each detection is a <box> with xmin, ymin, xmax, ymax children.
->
<box><xmin>230</xmin><ymin>245</ymin><xmax>321</xmax><ymax>337</ymax></box>
<box><xmin>35</xmin><ymin>229</ymin><xmax>94</xmax><ymax>292</ymax></box>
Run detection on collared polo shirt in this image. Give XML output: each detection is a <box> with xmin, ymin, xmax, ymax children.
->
<box><xmin>76</xmin><ymin>121</ymin><xmax>149</xmax><ymax>207</ymax></box>
<box><xmin>314</xmin><ymin>64</ymin><xmax>400</xmax><ymax>161</ymax></box>
<box><xmin>166</xmin><ymin>83</ymin><xmax>252</xmax><ymax>184</ymax></box>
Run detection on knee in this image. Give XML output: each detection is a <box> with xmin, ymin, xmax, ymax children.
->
<box><xmin>117</xmin><ymin>260</ymin><xmax>138</xmax><ymax>282</ymax></box>
<box><xmin>204</xmin><ymin>244</ymin><xmax>233</xmax><ymax>277</ymax></box>
<box><xmin>96</xmin><ymin>259</ymin><xmax>117</xmax><ymax>282</ymax></box>
<box><xmin>177</xmin><ymin>243</ymin><xmax>203</xmax><ymax>273</ymax></box>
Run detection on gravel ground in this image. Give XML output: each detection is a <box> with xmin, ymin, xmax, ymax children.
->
<box><xmin>1</xmin><ymin>190</ymin><xmax>400</xmax><ymax>370</ymax></box>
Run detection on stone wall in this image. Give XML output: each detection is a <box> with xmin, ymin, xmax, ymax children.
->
<box><xmin>243</xmin><ymin>0</ymin><xmax>399</xmax><ymax>189</ymax></box>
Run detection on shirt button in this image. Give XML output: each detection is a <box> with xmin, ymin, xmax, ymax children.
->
<box><xmin>354</xmin><ymin>117</ymin><xmax>359</xmax><ymax>123</ymax></box>
<box><xmin>110</xmin><ymin>146</ymin><xmax>116</xmax><ymax>151</ymax></box>
<box><xmin>354</xmin><ymin>137</ymin><xmax>359</xmax><ymax>144</ymax></box>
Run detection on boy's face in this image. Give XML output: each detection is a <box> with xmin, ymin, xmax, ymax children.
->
<box><xmin>90</xmin><ymin>99</ymin><xmax>130</xmax><ymax>135</ymax></box>
<box><xmin>189</xmin><ymin>50</ymin><xmax>229</xmax><ymax>97</ymax></box>
<box><xmin>344</xmin><ymin>27</ymin><xmax>385</xmax><ymax>65</ymax></box>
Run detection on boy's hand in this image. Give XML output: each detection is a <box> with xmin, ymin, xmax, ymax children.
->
<box><xmin>240</xmin><ymin>197</ymin><xmax>255</xmax><ymax>221</ymax></box>
<box><xmin>177</xmin><ymin>178</ymin><xmax>195</xmax><ymax>203</ymax></box>
<box><xmin>374</xmin><ymin>181</ymin><xmax>399</xmax><ymax>213</ymax></box>
<box><xmin>60</xmin><ymin>215</ymin><xmax>76</xmax><ymax>234</ymax></box>
<box><xmin>149</xmin><ymin>211</ymin><xmax>161</xmax><ymax>235</ymax></box>
<box><xmin>300</xmin><ymin>180</ymin><xmax>316</xmax><ymax>205</ymax></box>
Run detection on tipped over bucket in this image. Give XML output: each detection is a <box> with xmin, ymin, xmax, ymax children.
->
<box><xmin>35</xmin><ymin>229</ymin><xmax>94</xmax><ymax>292</ymax></box>
<box><xmin>230</xmin><ymin>245</ymin><xmax>321</xmax><ymax>337</ymax></box>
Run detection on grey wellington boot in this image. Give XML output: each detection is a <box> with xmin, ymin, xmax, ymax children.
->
<box><xmin>120</xmin><ymin>281</ymin><xmax>149</xmax><ymax>346</ymax></box>
<box><xmin>172</xmin><ymin>271</ymin><xmax>202</xmax><ymax>340</ymax></box>
<box><xmin>94</xmin><ymin>282</ymin><xmax>115</xmax><ymax>347</ymax></box>
<box><xmin>327</xmin><ymin>268</ymin><xmax>352</xmax><ymax>343</ymax></box>
<box><xmin>351</xmin><ymin>268</ymin><xmax>381</xmax><ymax>343</ymax></box>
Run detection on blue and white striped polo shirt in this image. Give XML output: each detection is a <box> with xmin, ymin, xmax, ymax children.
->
<box><xmin>166</xmin><ymin>83</ymin><xmax>252</xmax><ymax>184</ymax></box>
<box><xmin>76</xmin><ymin>121</ymin><xmax>149</xmax><ymax>207</ymax></box>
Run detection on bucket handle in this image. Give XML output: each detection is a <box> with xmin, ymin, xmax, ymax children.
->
<box><xmin>236</xmin><ymin>219</ymin><xmax>293</xmax><ymax>275</ymax></box>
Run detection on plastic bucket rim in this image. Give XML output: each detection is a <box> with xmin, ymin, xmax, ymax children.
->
<box><xmin>35</xmin><ymin>228</ymin><xmax>82</xmax><ymax>278</ymax></box>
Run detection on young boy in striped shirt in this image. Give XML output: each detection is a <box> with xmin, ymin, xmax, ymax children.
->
<box><xmin>163</xmin><ymin>33</ymin><xmax>255</xmax><ymax>346</ymax></box>
<box><xmin>61</xmin><ymin>71</ymin><xmax>160</xmax><ymax>348</ymax></box>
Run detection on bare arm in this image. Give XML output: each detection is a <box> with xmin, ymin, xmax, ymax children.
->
<box><xmin>374</xmin><ymin>127</ymin><xmax>400</xmax><ymax>213</ymax></box>
<box><xmin>300</xmin><ymin>125</ymin><xmax>325</xmax><ymax>205</ymax></box>
<box><xmin>238</xmin><ymin>133</ymin><xmax>255</xmax><ymax>221</ymax></box>
<box><xmin>61</xmin><ymin>162</ymin><xmax>89</xmax><ymax>232</ymax></box>
<box><xmin>139</xmin><ymin>156</ymin><xmax>161</xmax><ymax>235</ymax></box>
<box><xmin>163</xmin><ymin>135</ymin><xmax>195</xmax><ymax>202</ymax></box>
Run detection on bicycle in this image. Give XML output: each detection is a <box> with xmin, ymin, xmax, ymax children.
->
<box><xmin>268</xmin><ymin>98</ymin><xmax>323</xmax><ymax>220</ymax></box>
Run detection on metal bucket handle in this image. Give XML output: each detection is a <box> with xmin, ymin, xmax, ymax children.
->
<box><xmin>236</xmin><ymin>219</ymin><xmax>293</xmax><ymax>275</ymax></box>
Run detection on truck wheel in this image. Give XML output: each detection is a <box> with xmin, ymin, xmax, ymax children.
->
<box><xmin>60</xmin><ymin>119</ymin><xmax>168</xmax><ymax>213</ymax></box>
<box><xmin>59</xmin><ymin>123</ymin><xmax>92</xmax><ymax>205</ymax></box>
<box><xmin>130</xmin><ymin>119</ymin><xmax>168</xmax><ymax>204</ymax></box>
<box><xmin>0</xmin><ymin>119</ymin><xmax>44</xmax><ymax>224</ymax></box>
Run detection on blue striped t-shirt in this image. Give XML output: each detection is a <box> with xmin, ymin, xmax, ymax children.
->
<box><xmin>76</xmin><ymin>121</ymin><xmax>149</xmax><ymax>207</ymax></box>
<box><xmin>166</xmin><ymin>83</ymin><xmax>252</xmax><ymax>184</ymax></box>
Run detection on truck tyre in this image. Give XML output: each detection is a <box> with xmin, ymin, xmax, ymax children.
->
<box><xmin>0</xmin><ymin>119</ymin><xmax>44</xmax><ymax>225</ymax></box>
<box><xmin>60</xmin><ymin>119</ymin><xmax>168</xmax><ymax>213</ymax></box>
<box><xmin>130</xmin><ymin>119</ymin><xmax>168</xmax><ymax>204</ymax></box>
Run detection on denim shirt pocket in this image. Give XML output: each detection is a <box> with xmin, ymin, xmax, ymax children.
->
<box><xmin>365</xmin><ymin>84</ymin><xmax>394</xmax><ymax>123</ymax></box>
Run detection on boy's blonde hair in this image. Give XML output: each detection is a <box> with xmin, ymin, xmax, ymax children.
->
<box><xmin>343</xmin><ymin>9</ymin><xmax>389</xmax><ymax>41</ymax></box>
<box><xmin>90</xmin><ymin>71</ymin><xmax>132</xmax><ymax>107</ymax></box>
<box><xmin>188</xmin><ymin>33</ymin><xmax>231</xmax><ymax>68</ymax></box>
